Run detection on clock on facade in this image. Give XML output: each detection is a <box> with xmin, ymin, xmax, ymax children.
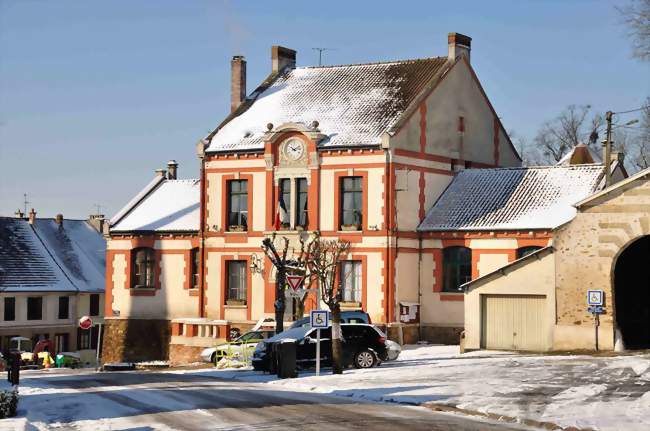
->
<box><xmin>283</xmin><ymin>138</ymin><xmax>305</xmax><ymax>161</ymax></box>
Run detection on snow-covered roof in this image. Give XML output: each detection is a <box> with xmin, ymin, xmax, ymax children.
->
<box><xmin>0</xmin><ymin>218</ymin><xmax>105</xmax><ymax>293</ymax></box>
<box><xmin>207</xmin><ymin>57</ymin><xmax>450</xmax><ymax>152</ymax></box>
<box><xmin>418</xmin><ymin>165</ymin><xmax>605</xmax><ymax>232</ymax></box>
<box><xmin>110</xmin><ymin>179</ymin><xmax>200</xmax><ymax>232</ymax></box>
<box><xmin>575</xmin><ymin>166</ymin><xmax>650</xmax><ymax>208</ymax></box>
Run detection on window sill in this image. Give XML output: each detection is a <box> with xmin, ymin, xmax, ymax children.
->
<box><xmin>340</xmin><ymin>301</ymin><xmax>362</xmax><ymax>308</ymax></box>
<box><xmin>224</xmin><ymin>304</ymin><xmax>247</xmax><ymax>309</ymax></box>
<box><xmin>337</xmin><ymin>230</ymin><xmax>362</xmax><ymax>234</ymax></box>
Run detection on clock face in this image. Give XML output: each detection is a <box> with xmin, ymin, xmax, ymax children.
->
<box><xmin>284</xmin><ymin>139</ymin><xmax>305</xmax><ymax>161</ymax></box>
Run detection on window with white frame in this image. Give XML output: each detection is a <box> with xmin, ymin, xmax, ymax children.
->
<box><xmin>340</xmin><ymin>176</ymin><xmax>363</xmax><ymax>230</ymax></box>
<box><xmin>227</xmin><ymin>261</ymin><xmax>247</xmax><ymax>303</ymax></box>
<box><xmin>275</xmin><ymin>177</ymin><xmax>308</xmax><ymax>230</ymax></box>
<box><xmin>340</xmin><ymin>260</ymin><xmax>362</xmax><ymax>303</ymax></box>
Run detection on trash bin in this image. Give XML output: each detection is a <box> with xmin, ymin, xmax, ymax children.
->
<box><xmin>276</xmin><ymin>340</ymin><xmax>297</xmax><ymax>379</ymax></box>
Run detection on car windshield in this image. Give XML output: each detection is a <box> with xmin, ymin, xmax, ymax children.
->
<box><xmin>289</xmin><ymin>317</ymin><xmax>310</xmax><ymax>329</ymax></box>
<box><xmin>265</xmin><ymin>327</ymin><xmax>311</xmax><ymax>342</ymax></box>
<box><xmin>237</xmin><ymin>332</ymin><xmax>261</xmax><ymax>342</ymax></box>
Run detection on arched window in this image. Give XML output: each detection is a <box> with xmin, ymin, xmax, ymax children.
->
<box><xmin>516</xmin><ymin>246</ymin><xmax>542</xmax><ymax>260</ymax></box>
<box><xmin>442</xmin><ymin>246</ymin><xmax>472</xmax><ymax>292</ymax></box>
<box><xmin>132</xmin><ymin>248</ymin><xmax>155</xmax><ymax>288</ymax></box>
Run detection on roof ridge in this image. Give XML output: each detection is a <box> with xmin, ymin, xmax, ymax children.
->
<box><xmin>461</xmin><ymin>164</ymin><xmax>604</xmax><ymax>172</ymax></box>
<box><xmin>299</xmin><ymin>56</ymin><xmax>446</xmax><ymax>70</ymax></box>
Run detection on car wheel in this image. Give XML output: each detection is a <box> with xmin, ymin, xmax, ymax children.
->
<box><xmin>354</xmin><ymin>349</ymin><xmax>376</xmax><ymax>369</ymax></box>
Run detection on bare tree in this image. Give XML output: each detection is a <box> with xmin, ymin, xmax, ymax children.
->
<box><xmin>624</xmin><ymin>98</ymin><xmax>650</xmax><ymax>170</ymax></box>
<box><xmin>533</xmin><ymin>105</ymin><xmax>604</xmax><ymax>164</ymax></box>
<box><xmin>618</xmin><ymin>0</ymin><xmax>650</xmax><ymax>61</ymax></box>
<box><xmin>305</xmin><ymin>234</ymin><xmax>350</xmax><ymax>374</ymax></box>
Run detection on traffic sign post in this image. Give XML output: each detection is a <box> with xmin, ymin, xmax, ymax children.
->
<box><xmin>310</xmin><ymin>310</ymin><xmax>329</xmax><ymax>376</ymax></box>
<box><xmin>79</xmin><ymin>316</ymin><xmax>102</xmax><ymax>368</ymax></box>
<box><xmin>286</xmin><ymin>275</ymin><xmax>305</xmax><ymax>291</ymax></box>
<box><xmin>586</xmin><ymin>291</ymin><xmax>606</xmax><ymax>351</ymax></box>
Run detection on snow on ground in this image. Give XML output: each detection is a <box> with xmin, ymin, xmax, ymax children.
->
<box><xmin>185</xmin><ymin>345</ymin><xmax>650</xmax><ymax>431</ymax></box>
<box><xmin>3</xmin><ymin>346</ymin><xmax>650</xmax><ymax>430</ymax></box>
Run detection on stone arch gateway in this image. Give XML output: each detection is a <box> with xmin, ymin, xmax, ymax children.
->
<box><xmin>613</xmin><ymin>235</ymin><xmax>650</xmax><ymax>350</ymax></box>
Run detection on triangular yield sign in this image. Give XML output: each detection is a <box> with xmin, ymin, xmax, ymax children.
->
<box><xmin>286</xmin><ymin>275</ymin><xmax>304</xmax><ymax>290</ymax></box>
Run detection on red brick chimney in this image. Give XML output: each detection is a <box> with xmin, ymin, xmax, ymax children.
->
<box><xmin>28</xmin><ymin>208</ymin><xmax>36</xmax><ymax>225</ymax></box>
<box><xmin>231</xmin><ymin>55</ymin><xmax>246</xmax><ymax>113</ymax></box>
<box><xmin>448</xmin><ymin>32</ymin><xmax>471</xmax><ymax>63</ymax></box>
<box><xmin>272</xmin><ymin>46</ymin><xmax>296</xmax><ymax>73</ymax></box>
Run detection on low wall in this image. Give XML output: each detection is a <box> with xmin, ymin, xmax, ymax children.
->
<box><xmin>420</xmin><ymin>325</ymin><xmax>463</xmax><ymax>345</ymax></box>
<box><xmin>102</xmin><ymin>318</ymin><xmax>170</xmax><ymax>364</ymax></box>
<box><xmin>169</xmin><ymin>344</ymin><xmax>206</xmax><ymax>365</ymax></box>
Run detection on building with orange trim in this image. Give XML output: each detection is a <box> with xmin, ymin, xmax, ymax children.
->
<box><xmin>101</xmin><ymin>33</ymin><xmax>625</xmax><ymax>363</ymax></box>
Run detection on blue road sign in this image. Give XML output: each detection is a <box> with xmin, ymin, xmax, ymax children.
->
<box><xmin>587</xmin><ymin>306</ymin><xmax>605</xmax><ymax>314</ymax></box>
<box><xmin>587</xmin><ymin>290</ymin><xmax>604</xmax><ymax>306</ymax></box>
<box><xmin>310</xmin><ymin>310</ymin><xmax>329</xmax><ymax>328</ymax></box>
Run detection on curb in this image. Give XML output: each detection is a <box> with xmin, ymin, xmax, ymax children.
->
<box><xmin>423</xmin><ymin>403</ymin><xmax>594</xmax><ymax>431</ymax></box>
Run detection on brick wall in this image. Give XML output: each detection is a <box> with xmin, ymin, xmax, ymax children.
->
<box><xmin>102</xmin><ymin>318</ymin><xmax>171</xmax><ymax>363</ymax></box>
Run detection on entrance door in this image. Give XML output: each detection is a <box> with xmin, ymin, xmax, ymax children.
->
<box><xmin>481</xmin><ymin>295</ymin><xmax>548</xmax><ymax>351</ymax></box>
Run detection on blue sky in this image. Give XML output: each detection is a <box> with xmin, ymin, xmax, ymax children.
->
<box><xmin>1</xmin><ymin>0</ymin><xmax>648</xmax><ymax>218</ymax></box>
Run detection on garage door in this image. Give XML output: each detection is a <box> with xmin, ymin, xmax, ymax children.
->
<box><xmin>481</xmin><ymin>295</ymin><xmax>548</xmax><ymax>351</ymax></box>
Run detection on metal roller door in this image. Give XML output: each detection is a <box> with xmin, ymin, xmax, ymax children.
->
<box><xmin>481</xmin><ymin>295</ymin><xmax>548</xmax><ymax>351</ymax></box>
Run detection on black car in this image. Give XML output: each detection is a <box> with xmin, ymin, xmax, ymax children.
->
<box><xmin>289</xmin><ymin>310</ymin><xmax>371</xmax><ymax>329</ymax></box>
<box><xmin>252</xmin><ymin>323</ymin><xmax>388</xmax><ymax>372</ymax></box>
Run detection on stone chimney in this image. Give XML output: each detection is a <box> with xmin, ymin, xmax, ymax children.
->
<box><xmin>231</xmin><ymin>55</ymin><xmax>246</xmax><ymax>113</ymax></box>
<box><xmin>55</xmin><ymin>214</ymin><xmax>63</xmax><ymax>226</ymax></box>
<box><xmin>14</xmin><ymin>209</ymin><xmax>24</xmax><ymax>219</ymax></box>
<box><xmin>28</xmin><ymin>208</ymin><xmax>36</xmax><ymax>225</ymax></box>
<box><xmin>448</xmin><ymin>32</ymin><xmax>472</xmax><ymax>62</ymax></box>
<box><xmin>167</xmin><ymin>160</ymin><xmax>178</xmax><ymax>180</ymax></box>
<box><xmin>88</xmin><ymin>214</ymin><xmax>105</xmax><ymax>233</ymax></box>
<box><xmin>272</xmin><ymin>46</ymin><xmax>296</xmax><ymax>73</ymax></box>
<box><xmin>155</xmin><ymin>168</ymin><xmax>167</xmax><ymax>178</ymax></box>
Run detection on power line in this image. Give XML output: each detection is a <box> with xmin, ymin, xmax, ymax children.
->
<box><xmin>614</xmin><ymin>106</ymin><xmax>648</xmax><ymax>115</ymax></box>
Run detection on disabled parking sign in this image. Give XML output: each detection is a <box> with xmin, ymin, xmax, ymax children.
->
<box><xmin>587</xmin><ymin>290</ymin><xmax>604</xmax><ymax>306</ymax></box>
<box><xmin>310</xmin><ymin>310</ymin><xmax>329</xmax><ymax>328</ymax></box>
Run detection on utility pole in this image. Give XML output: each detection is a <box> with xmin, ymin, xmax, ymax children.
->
<box><xmin>603</xmin><ymin>111</ymin><xmax>613</xmax><ymax>187</ymax></box>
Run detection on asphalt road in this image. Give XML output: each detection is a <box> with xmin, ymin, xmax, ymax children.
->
<box><xmin>9</xmin><ymin>370</ymin><xmax>534</xmax><ymax>431</ymax></box>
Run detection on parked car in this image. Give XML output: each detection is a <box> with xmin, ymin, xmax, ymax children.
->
<box><xmin>289</xmin><ymin>310</ymin><xmax>371</xmax><ymax>329</ymax></box>
<box><xmin>200</xmin><ymin>329</ymin><xmax>275</xmax><ymax>363</ymax></box>
<box><xmin>252</xmin><ymin>323</ymin><xmax>388</xmax><ymax>372</ymax></box>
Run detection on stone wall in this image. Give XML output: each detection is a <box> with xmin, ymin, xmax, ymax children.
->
<box><xmin>169</xmin><ymin>344</ymin><xmax>205</xmax><ymax>365</ymax></box>
<box><xmin>102</xmin><ymin>318</ymin><xmax>171</xmax><ymax>363</ymax></box>
<box><xmin>420</xmin><ymin>325</ymin><xmax>463</xmax><ymax>345</ymax></box>
<box><xmin>553</xmin><ymin>175</ymin><xmax>650</xmax><ymax>350</ymax></box>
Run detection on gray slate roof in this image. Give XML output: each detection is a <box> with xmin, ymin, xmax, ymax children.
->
<box><xmin>418</xmin><ymin>165</ymin><xmax>605</xmax><ymax>231</ymax></box>
<box><xmin>207</xmin><ymin>57</ymin><xmax>449</xmax><ymax>152</ymax></box>
<box><xmin>0</xmin><ymin>217</ymin><xmax>105</xmax><ymax>292</ymax></box>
